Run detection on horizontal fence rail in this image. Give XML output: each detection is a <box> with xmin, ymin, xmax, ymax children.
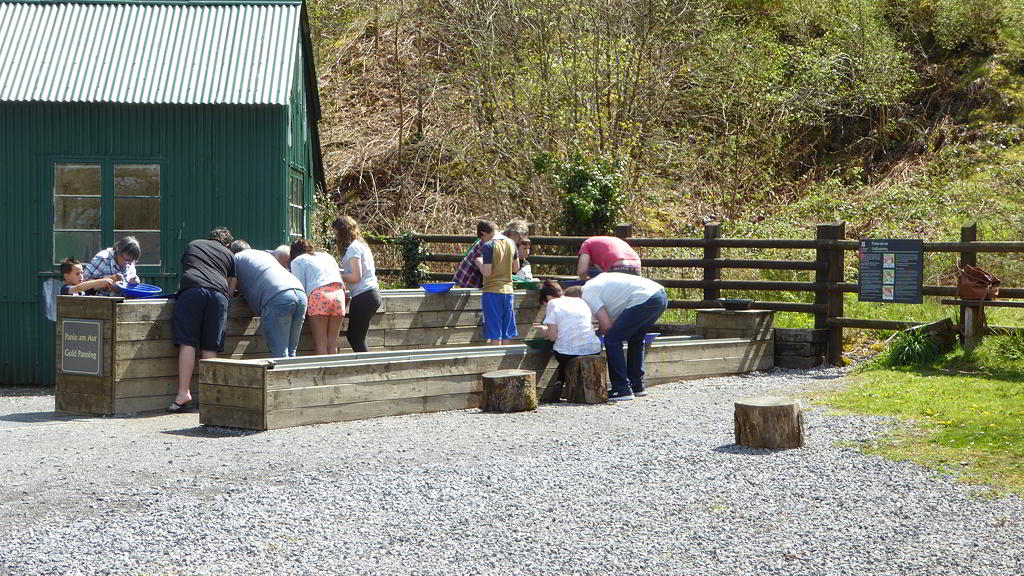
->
<box><xmin>371</xmin><ymin>235</ymin><xmax>1024</xmax><ymax>252</ymax></box>
<box><xmin>368</xmin><ymin>221</ymin><xmax>1023</xmax><ymax>366</ymax></box>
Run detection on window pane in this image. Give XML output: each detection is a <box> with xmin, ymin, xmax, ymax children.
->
<box><xmin>115</xmin><ymin>197</ymin><xmax>160</xmax><ymax>230</ymax></box>
<box><xmin>54</xmin><ymin>231</ymin><xmax>102</xmax><ymax>265</ymax></box>
<box><xmin>55</xmin><ymin>164</ymin><xmax>101</xmax><ymax>196</ymax></box>
<box><xmin>114</xmin><ymin>164</ymin><xmax>160</xmax><ymax>197</ymax></box>
<box><xmin>289</xmin><ymin>206</ymin><xmax>304</xmax><ymax>236</ymax></box>
<box><xmin>55</xmin><ymin>197</ymin><xmax>101</xmax><ymax>229</ymax></box>
<box><xmin>114</xmin><ymin>230</ymin><xmax>160</xmax><ymax>265</ymax></box>
<box><xmin>290</xmin><ymin>177</ymin><xmax>302</xmax><ymax>205</ymax></box>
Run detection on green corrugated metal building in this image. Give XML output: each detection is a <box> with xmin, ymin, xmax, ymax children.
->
<box><xmin>0</xmin><ymin>0</ymin><xmax>326</xmax><ymax>384</ymax></box>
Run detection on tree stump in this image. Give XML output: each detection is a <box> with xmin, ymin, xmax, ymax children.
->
<box><xmin>481</xmin><ymin>369</ymin><xmax>538</xmax><ymax>412</ymax></box>
<box><xmin>563</xmin><ymin>355</ymin><xmax>608</xmax><ymax>404</ymax></box>
<box><xmin>734</xmin><ymin>396</ymin><xmax>804</xmax><ymax>449</ymax></box>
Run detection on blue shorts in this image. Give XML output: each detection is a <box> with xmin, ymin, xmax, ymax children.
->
<box><xmin>481</xmin><ymin>292</ymin><xmax>517</xmax><ymax>341</ymax></box>
<box><xmin>172</xmin><ymin>287</ymin><xmax>229</xmax><ymax>352</ymax></box>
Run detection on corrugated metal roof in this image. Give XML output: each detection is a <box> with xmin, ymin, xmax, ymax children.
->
<box><xmin>0</xmin><ymin>2</ymin><xmax>300</xmax><ymax>104</ymax></box>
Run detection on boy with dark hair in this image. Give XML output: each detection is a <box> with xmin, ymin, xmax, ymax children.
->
<box><xmin>59</xmin><ymin>258</ymin><xmax>115</xmax><ymax>295</ymax></box>
<box><xmin>474</xmin><ymin>219</ymin><xmax>520</xmax><ymax>344</ymax></box>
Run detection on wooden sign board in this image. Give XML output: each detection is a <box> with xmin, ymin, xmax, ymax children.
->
<box><xmin>858</xmin><ymin>239</ymin><xmax>924</xmax><ymax>304</ymax></box>
<box><xmin>61</xmin><ymin>319</ymin><xmax>104</xmax><ymax>376</ymax></box>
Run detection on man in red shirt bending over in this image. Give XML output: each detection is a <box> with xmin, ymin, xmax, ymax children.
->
<box><xmin>576</xmin><ymin>236</ymin><xmax>642</xmax><ymax>280</ymax></box>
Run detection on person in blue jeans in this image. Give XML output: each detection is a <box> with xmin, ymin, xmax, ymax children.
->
<box><xmin>231</xmin><ymin>240</ymin><xmax>308</xmax><ymax>358</ymax></box>
<box><xmin>582</xmin><ymin>272</ymin><xmax>668</xmax><ymax>401</ymax></box>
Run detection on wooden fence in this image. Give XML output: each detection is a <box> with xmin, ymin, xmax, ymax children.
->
<box><xmin>368</xmin><ymin>222</ymin><xmax>1024</xmax><ymax>366</ymax></box>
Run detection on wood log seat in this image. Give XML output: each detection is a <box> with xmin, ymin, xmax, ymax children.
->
<box><xmin>734</xmin><ymin>396</ymin><xmax>804</xmax><ymax>450</ymax></box>
<box><xmin>481</xmin><ymin>369</ymin><xmax>538</xmax><ymax>412</ymax></box>
<box><xmin>562</xmin><ymin>355</ymin><xmax>607</xmax><ymax>404</ymax></box>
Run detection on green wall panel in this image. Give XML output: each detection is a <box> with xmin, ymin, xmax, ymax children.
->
<box><xmin>0</xmin><ymin>100</ymin><xmax>304</xmax><ymax>385</ymax></box>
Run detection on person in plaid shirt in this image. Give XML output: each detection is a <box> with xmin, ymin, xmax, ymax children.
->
<box><xmin>453</xmin><ymin>240</ymin><xmax>484</xmax><ymax>288</ymax></box>
<box><xmin>84</xmin><ymin>236</ymin><xmax>142</xmax><ymax>296</ymax></box>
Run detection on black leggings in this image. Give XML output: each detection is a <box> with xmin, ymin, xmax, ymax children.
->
<box><xmin>553</xmin><ymin>351</ymin><xmax>585</xmax><ymax>383</ymax></box>
<box><xmin>347</xmin><ymin>289</ymin><xmax>382</xmax><ymax>352</ymax></box>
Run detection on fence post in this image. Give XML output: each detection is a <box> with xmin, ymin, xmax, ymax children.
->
<box><xmin>703</xmin><ymin>223</ymin><xmax>722</xmax><ymax>303</ymax></box>
<box><xmin>614</xmin><ymin>223</ymin><xmax>633</xmax><ymax>239</ymax></box>
<box><xmin>959</xmin><ymin>222</ymin><xmax>977</xmax><ymax>335</ymax></box>
<box><xmin>816</xmin><ymin>222</ymin><xmax>845</xmax><ymax>366</ymax></box>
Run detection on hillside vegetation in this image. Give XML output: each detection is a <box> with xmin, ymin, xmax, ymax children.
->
<box><xmin>309</xmin><ymin>0</ymin><xmax>1023</xmax><ymax>277</ymax></box>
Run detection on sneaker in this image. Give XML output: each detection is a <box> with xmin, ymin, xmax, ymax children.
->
<box><xmin>632</xmin><ymin>385</ymin><xmax>648</xmax><ymax>397</ymax></box>
<box><xmin>608</xmin><ymin>387</ymin><xmax>635</xmax><ymax>402</ymax></box>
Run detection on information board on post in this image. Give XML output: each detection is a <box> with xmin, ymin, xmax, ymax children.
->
<box><xmin>61</xmin><ymin>319</ymin><xmax>104</xmax><ymax>376</ymax></box>
<box><xmin>858</xmin><ymin>239</ymin><xmax>924</xmax><ymax>304</ymax></box>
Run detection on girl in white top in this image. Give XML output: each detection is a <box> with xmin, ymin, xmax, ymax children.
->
<box><xmin>333</xmin><ymin>215</ymin><xmax>382</xmax><ymax>352</ymax></box>
<box><xmin>289</xmin><ymin>238</ymin><xmax>345</xmax><ymax>355</ymax></box>
<box><xmin>532</xmin><ymin>280</ymin><xmax>601</xmax><ymax>401</ymax></box>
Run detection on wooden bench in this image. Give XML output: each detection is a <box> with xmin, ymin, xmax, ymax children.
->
<box><xmin>940</xmin><ymin>299</ymin><xmax>1024</xmax><ymax>351</ymax></box>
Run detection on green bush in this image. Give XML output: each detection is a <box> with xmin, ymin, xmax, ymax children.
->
<box><xmin>978</xmin><ymin>331</ymin><xmax>1024</xmax><ymax>366</ymax></box>
<box><xmin>395</xmin><ymin>233</ymin><xmax>427</xmax><ymax>288</ymax></box>
<box><xmin>934</xmin><ymin>0</ymin><xmax>1003</xmax><ymax>52</ymax></box>
<box><xmin>1002</xmin><ymin>0</ymin><xmax>1024</xmax><ymax>65</ymax></box>
<box><xmin>550</xmin><ymin>153</ymin><xmax>626</xmax><ymax>237</ymax></box>
<box><xmin>877</xmin><ymin>329</ymin><xmax>946</xmax><ymax>368</ymax></box>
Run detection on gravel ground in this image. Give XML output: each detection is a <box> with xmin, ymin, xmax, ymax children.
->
<box><xmin>1</xmin><ymin>368</ymin><xmax>1022</xmax><ymax>576</ymax></box>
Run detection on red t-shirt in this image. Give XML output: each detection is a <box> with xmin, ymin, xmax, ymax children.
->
<box><xmin>578</xmin><ymin>236</ymin><xmax>640</xmax><ymax>271</ymax></box>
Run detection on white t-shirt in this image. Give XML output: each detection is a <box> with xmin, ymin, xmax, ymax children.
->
<box><xmin>342</xmin><ymin>240</ymin><xmax>379</xmax><ymax>297</ymax></box>
<box><xmin>543</xmin><ymin>297</ymin><xmax>602</xmax><ymax>356</ymax></box>
<box><xmin>514</xmin><ymin>261</ymin><xmax>533</xmax><ymax>279</ymax></box>
<box><xmin>582</xmin><ymin>272</ymin><xmax>664</xmax><ymax>321</ymax></box>
<box><xmin>290</xmin><ymin>252</ymin><xmax>343</xmax><ymax>296</ymax></box>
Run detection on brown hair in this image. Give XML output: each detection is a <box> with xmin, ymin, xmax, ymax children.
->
<box><xmin>332</xmin><ymin>215</ymin><xmax>362</xmax><ymax>251</ymax></box>
<box><xmin>538</xmin><ymin>279</ymin><xmax>563</xmax><ymax>306</ymax></box>
<box><xmin>564</xmin><ymin>285</ymin><xmax>583</xmax><ymax>298</ymax></box>
<box><xmin>476</xmin><ymin>220</ymin><xmax>497</xmax><ymax>238</ymax></box>
<box><xmin>290</xmin><ymin>238</ymin><xmax>316</xmax><ymax>262</ymax></box>
<box><xmin>59</xmin><ymin>257</ymin><xmax>81</xmax><ymax>276</ymax></box>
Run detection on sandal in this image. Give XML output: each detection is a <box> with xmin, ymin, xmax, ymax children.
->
<box><xmin>167</xmin><ymin>401</ymin><xmax>195</xmax><ymax>413</ymax></box>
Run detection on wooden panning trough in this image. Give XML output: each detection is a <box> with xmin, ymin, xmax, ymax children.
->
<box><xmin>199</xmin><ymin>331</ymin><xmax>775</xmax><ymax>430</ymax></box>
<box><xmin>54</xmin><ymin>289</ymin><xmax>544</xmax><ymax>415</ymax></box>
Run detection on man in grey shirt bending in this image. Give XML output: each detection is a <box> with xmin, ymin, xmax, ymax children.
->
<box><xmin>231</xmin><ymin>240</ymin><xmax>308</xmax><ymax>358</ymax></box>
<box><xmin>582</xmin><ymin>272</ymin><xmax>668</xmax><ymax>401</ymax></box>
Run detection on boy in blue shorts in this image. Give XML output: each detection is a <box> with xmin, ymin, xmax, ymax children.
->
<box><xmin>474</xmin><ymin>220</ymin><xmax>520</xmax><ymax>344</ymax></box>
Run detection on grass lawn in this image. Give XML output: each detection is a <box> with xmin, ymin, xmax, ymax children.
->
<box><xmin>827</xmin><ymin>340</ymin><xmax>1024</xmax><ymax>496</ymax></box>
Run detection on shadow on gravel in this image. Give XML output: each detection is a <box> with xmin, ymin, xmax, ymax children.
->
<box><xmin>162</xmin><ymin>426</ymin><xmax>262</xmax><ymax>438</ymax></box>
<box><xmin>712</xmin><ymin>444</ymin><xmax>777</xmax><ymax>456</ymax></box>
<box><xmin>0</xmin><ymin>410</ymin><xmax>85</xmax><ymax>424</ymax></box>
<box><xmin>0</xmin><ymin>386</ymin><xmax>54</xmax><ymax>398</ymax></box>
